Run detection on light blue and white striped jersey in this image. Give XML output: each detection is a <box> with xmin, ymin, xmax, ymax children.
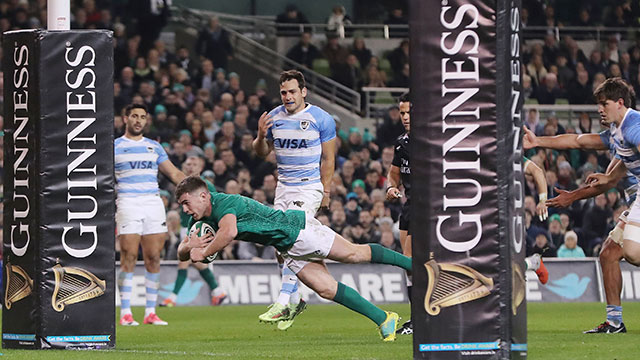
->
<box><xmin>611</xmin><ymin>109</ymin><xmax>640</xmax><ymax>201</ymax></box>
<box><xmin>266</xmin><ymin>104</ymin><xmax>336</xmax><ymax>186</ymax></box>
<box><xmin>114</xmin><ymin>136</ymin><xmax>169</xmax><ymax>198</ymax></box>
<box><xmin>600</xmin><ymin>128</ymin><xmax>638</xmax><ymax>204</ymax></box>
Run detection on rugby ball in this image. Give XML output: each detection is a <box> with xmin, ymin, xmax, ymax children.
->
<box><xmin>188</xmin><ymin>221</ymin><xmax>218</xmax><ymax>263</ymax></box>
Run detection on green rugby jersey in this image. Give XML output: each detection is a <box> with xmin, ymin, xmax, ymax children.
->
<box><xmin>180</xmin><ymin>179</ymin><xmax>216</xmax><ymax>227</ymax></box>
<box><xmin>187</xmin><ymin>192</ymin><xmax>306</xmax><ymax>252</ymax></box>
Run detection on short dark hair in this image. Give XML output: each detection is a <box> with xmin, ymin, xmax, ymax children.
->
<box><xmin>175</xmin><ymin>176</ymin><xmax>208</xmax><ymax>200</ymax></box>
<box><xmin>279</xmin><ymin>70</ymin><xmax>306</xmax><ymax>90</ymax></box>
<box><xmin>399</xmin><ymin>92</ymin><xmax>411</xmax><ymax>104</ymax></box>
<box><xmin>125</xmin><ymin>103</ymin><xmax>148</xmax><ymax>116</ymax></box>
<box><xmin>593</xmin><ymin>77</ymin><xmax>632</xmax><ymax>108</ymax></box>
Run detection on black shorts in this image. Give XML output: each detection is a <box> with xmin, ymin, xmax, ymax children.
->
<box><xmin>399</xmin><ymin>201</ymin><xmax>410</xmax><ymax>234</ymax></box>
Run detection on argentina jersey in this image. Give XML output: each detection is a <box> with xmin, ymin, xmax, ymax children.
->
<box><xmin>114</xmin><ymin>136</ymin><xmax>168</xmax><ymax>197</ymax></box>
<box><xmin>600</xmin><ymin>128</ymin><xmax>639</xmax><ymax>204</ymax></box>
<box><xmin>267</xmin><ymin>104</ymin><xmax>336</xmax><ymax>186</ymax></box>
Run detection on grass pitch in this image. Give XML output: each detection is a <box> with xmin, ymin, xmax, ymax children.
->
<box><xmin>1</xmin><ymin>303</ymin><xmax>639</xmax><ymax>359</ymax></box>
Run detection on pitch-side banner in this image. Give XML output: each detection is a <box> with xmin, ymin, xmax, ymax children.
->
<box><xmin>2</xmin><ymin>30</ymin><xmax>39</xmax><ymax>349</ymax></box>
<box><xmin>410</xmin><ymin>0</ymin><xmax>525</xmax><ymax>358</ymax></box>
<box><xmin>2</xmin><ymin>29</ymin><xmax>115</xmax><ymax>350</ymax></box>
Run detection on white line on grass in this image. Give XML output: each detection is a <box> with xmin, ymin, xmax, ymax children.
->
<box><xmin>97</xmin><ymin>349</ymin><xmax>234</xmax><ymax>357</ymax></box>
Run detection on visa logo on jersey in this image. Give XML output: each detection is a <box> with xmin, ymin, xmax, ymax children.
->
<box><xmin>129</xmin><ymin>161</ymin><xmax>154</xmax><ymax>169</ymax></box>
<box><xmin>275</xmin><ymin>138</ymin><xmax>308</xmax><ymax>149</ymax></box>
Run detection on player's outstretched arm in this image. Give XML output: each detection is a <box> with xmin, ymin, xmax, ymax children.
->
<box><xmin>253</xmin><ymin>112</ymin><xmax>274</xmax><ymax>158</ymax></box>
<box><xmin>523</xmin><ymin>126</ymin><xmax>607</xmax><ymax>150</ymax></box>
<box><xmin>548</xmin><ymin>159</ymin><xmax>626</xmax><ymax>207</ymax></box>
<box><xmin>191</xmin><ymin>214</ymin><xmax>238</xmax><ymax>262</ymax></box>
<box><xmin>159</xmin><ymin>160</ymin><xmax>187</xmax><ymax>185</ymax></box>
<box><xmin>524</xmin><ymin>159</ymin><xmax>548</xmax><ymax>220</ymax></box>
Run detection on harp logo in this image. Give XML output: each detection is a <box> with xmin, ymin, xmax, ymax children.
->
<box><xmin>424</xmin><ymin>260</ymin><xmax>493</xmax><ymax>316</ymax></box>
<box><xmin>4</xmin><ymin>261</ymin><xmax>34</xmax><ymax>309</ymax></box>
<box><xmin>51</xmin><ymin>264</ymin><xmax>106</xmax><ymax>312</ymax></box>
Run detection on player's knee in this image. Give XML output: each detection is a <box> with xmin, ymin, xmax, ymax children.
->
<box><xmin>623</xmin><ymin>249</ymin><xmax>640</xmax><ymax>266</ymax></box>
<box><xmin>315</xmin><ymin>284</ymin><xmax>336</xmax><ymax>300</ymax></box>
<box><xmin>599</xmin><ymin>243</ymin><xmax>621</xmax><ymax>263</ymax></box>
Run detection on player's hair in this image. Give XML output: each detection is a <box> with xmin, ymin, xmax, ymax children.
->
<box><xmin>279</xmin><ymin>70</ymin><xmax>306</xmax><ymax>90</ymax></box>
<box><xmin>399</xmin><ymin>92</ymin><xmax>411</xmax><ymax>104</ymax></box>
<box><xmin>175</xmin><ymin>176</ymin><xmax>208</xmax><ymax>200</ymax></box>
<box><xmin>593</xmin><ymin>77</ymin><xmax>632</xmax><ymax>108</ymax></box>
<box><xmin>124</xmin><ymin>103</ymin><xmax>148</xmax><ymax>116</ymax></box>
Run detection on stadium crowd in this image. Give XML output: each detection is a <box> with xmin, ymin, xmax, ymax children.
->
<box><xmin>0</xmin><ymin>0</ymin><xmax>638</xmax><ymax>261</ymax></box>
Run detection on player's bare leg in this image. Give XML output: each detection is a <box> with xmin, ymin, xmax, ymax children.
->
<box><xmin>295</xmin><ymin>261</ymin><xmax>399</xmax><ymax>341</ymax></box>
<box><xmin>141</xmin><ymin>233</ymin><xmax>168</xmax><ymax>325</ymax></box>
<box><xmin>118</xmin><ymin>234</ymin><xmax>141</xmax><ymax>326</ymax></box>
<box><xmin>326</xmin><ymin>234</ymin><xmax>411</xmax><ymax>272</ymax></box>
<box><xmin>586</xmin><ymin>222</ymin><xmax>631</xmax><ymax>333</ymax></box>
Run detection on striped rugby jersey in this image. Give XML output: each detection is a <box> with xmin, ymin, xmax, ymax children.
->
<box><xmin>266</xmin><ymin>103</ymin><xmax>336</xmax><ymax>186</ymax></box>
<box><xmin>114</xmin><ymin>136</ymin><xmax>169</xmax><ymax>197</ymax></box>
<box><xmin>600</xmin><ymin>127</ymin><xmax>638</xmax><ymax>204</ymax></box>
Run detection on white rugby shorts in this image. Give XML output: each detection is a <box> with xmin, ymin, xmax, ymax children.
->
<box><xmin>623</xmin><ymin>200</ymin><xmax>640</xmax><ymax>244</ymax></box>
<box><xmin>273</xmin><ymin>182</ymin><xmax>324</xmax><ymax>218</ymax></box>
<box><xmin>116</xmin><ymin>195</ymin><xmax>167</xmax><ymax>235</ymax></box>
<box><xmin>283</xmin><ymin>215</ymin><xmax>336</xmax><ymax>274</ymax></box>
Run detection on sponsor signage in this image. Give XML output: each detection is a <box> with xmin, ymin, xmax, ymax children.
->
<box><xmin>2</xmin><ymin>29</ymin><xmax>114</xmax><ymax>350</ymax></box>
<box><xmin>118</xmin><ymin>261</ymin><xmax>408</xmax><ymax>306</ymax></box>
<box><xmin>410</xmin><ymin>0</ymin><xmax>525</xmax><ymax>358</ymax></box>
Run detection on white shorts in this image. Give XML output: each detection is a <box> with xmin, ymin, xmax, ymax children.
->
<box><xmin>116</xmin><ymin>195</ymin><xmax>167</xmax><ymax>235</ymax></box>
<box><xmin>623</xmin><ymin>199</ymin><xmax>640</xmax><ymax>244</ymax></box>
<box><xmin>283</xmin><ymin>215</ymin><xmax>336</xmax><ymax>274</ymax></box>
<box><xmin>274</xmin><ymin>182</ymin><xmax>324</xmax><ymax>218</ymax></box>
<box><xmin>609</xmin><ymin>209</ymin><xmax>629</xmax><ymax>246</ymax></box>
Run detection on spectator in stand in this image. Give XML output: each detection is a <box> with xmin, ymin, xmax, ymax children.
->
<box><xmin>586</xmin><ymin>51</ymin><xmax>607</xmax><ymax>81</ymax></box>
<box><xmin>364</xmin><ymin>59</ymin><xmax>388</xmax><ymax>88</ymax></box>
<box><xmin>129</xmin><ymin>0</ymin><xmax>171</xmax><ymax>54</ymax></box>
<box><xmin>605</xmin><ymin>4</ymin><xmax>633</xmax><ymax>27</ymax></box>
<box><xmin>286</xmin><ymin>31</ymin><xmax>321</xmax><ymax>69</ymax></box>
<box><xmin>227</xmin><ymin>72</ymin><xmax>242</xmax><ymax>98</ymax></box>
<box><xmin>196</xmin><ymin>16</ymin><xmax>233</xmax><ymax>71</ymax></box>
<box><xmin>568</xmin><ymin>70</ymin><xmax>595</xmax><ymax>104</ymax></box>
<box><xmin>188</xmin><ymin>118</ymin><xmax>208</xmax><ymax>149</ymax></box>
<box><xmin>323</xmin><ymin>34</ymin><xmax>350</xmax><ymax>80</ymax></box>
<box><xmin>542</xmin><ymin>34</ymin><xmax>560</xmax><ymax>69</ymax></box>
<box><xmin>561</xmin><ymin>36</ymin><xmax>588</xmax><ymax>70</ymax></box>
<box><xmin>531</xmin><ymin>232</ymin><xmax>557</xmax><ymax>257</ymax></box>
<box><xmin>591</xmin><ymin>72</ymin><xmax>606</xmax><ymax>93</ymax></box>
<box><xmin>333</xmin><ymin>54</ymin><xmax>363</xmax><ymax>90</ymax></box>
<box><xmin>261</xmin><ymin>174</ymin><xmax>277</xmax><ymax>205</ymax></box>
<box><xmin>389</xmin><ymin>63</ymin><xmax>410</xmax><ymax>88</ymax></box>
<box><xmin>534</xmin><ymin>73</ymin><xmax>564</xmax><ymax>104</ymax></box>
<box><xmin>384</xmin><ymin>6</ymin><xmax>408</xmax><ymax>38</ymax></box>
<box><xmin>176</xmin><ymin>46</ymin><xmax>199</xmax><ymax>79</ymax></box>
<box><xmin>193</xmin><ymin>59</ymin><xmax>215</xmax><ymax>93</ymax></box>
<box><xmin>210</xmin><ymin>69</ymin><xmax>230</xmax><ymax>104</ymax></box>
<box><xmin>119</xmin><ymin>67</ymin><xmax>137</xmax><ymax>105</ymax></box>
<box><xmin>619</xmin><ymin>53</ymin><xmax>632</xmax><ymax>82</ymax></box>
<box><xmin>555</xmin><ymin>55</ymin><xmax>574</xmax><ymax>89</ymax></box>
<box><xmin>526</xmin><ymin>52</ymin><xmax>547</xmax><ymax>90</ymax></box>
<box><xmin>604</xmin><ymin>36</ymin><xmax>622</xmax><ymax>64</ymax></box>
<box><xmin>326</xmin><ymin>5</ymin><xmax>352</xmax><ymax>37</ymax></box>
<box><xmin>276</xmin><ymin>4</ymin><xmax>309</xmax><ymax>36</ymax></box>
<box><xmin>548</xmin><ymin>214</ymin><xmax>564</xmax><ymax>248</ymax></box>
<box><xmin>387</xmin><ymin>40</ymin><xmax>409</xmax><ymax>83</ymax></box>
<box><xmin>543</xmin><ymin>4</ymin><xmax>557</xmax><ymax>27</ymax></box>
<box><xmin>557</xmin><ymin>231</ymin><xmax>586</xmax><ymax>258</ymax></box>
<box><xmin>331</xmin><ymin>208</ymin><xmax>348</xmax><ymax>235</ymax></box>
<box><xmin>351</xmin><ymin>37</ymin><xmax>372</xmax><ymax>69</ymax></box>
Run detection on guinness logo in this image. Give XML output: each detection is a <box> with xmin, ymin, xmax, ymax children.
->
<box><xmin>300</xmin><ymin>120</ymin><xmax>309</xmax><ymax>131</ymax></box>
<box><xmin>424</xmin><ymin>260</ymin><xmax>493</xmax><ymax>316</ymax></box>
<box><xmin>511</xmin><ymin>261</ymin><xmax>526</xmax><ymax>315</ymax></box>
<box><xmin>51</xmin><ymin>264</ymin><xmax>106</xmax><ymax>312</ymax></box>
<box><xmin>4</xmin><ymin>261</ymin><xmax>34</xmax><ymax>309</ymax></box>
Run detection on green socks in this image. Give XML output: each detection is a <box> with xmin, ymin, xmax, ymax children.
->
<box><xmin>173</xmin><ymin>269</ymin><xmax>188</xmax><ymax>294</ymax></box>
<box><xmin>333</xmin><ymin>282</ymin><xmax>387</xmax><ymax>325</ymax></box>
<box><xmin>368</xmin><ymin>243</ymin><xmax>412</xmax><ymax>272</ymax></box>
<box><xmin>199</xmin><ymin>268</ymin><xmax>219</xmax><ymax>290</ymax></box>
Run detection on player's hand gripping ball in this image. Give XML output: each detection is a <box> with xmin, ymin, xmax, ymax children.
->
<box><xmin>188</xmin><ymin>221</ymin><xmax>217</xmax><ymax>263</ymax></box>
